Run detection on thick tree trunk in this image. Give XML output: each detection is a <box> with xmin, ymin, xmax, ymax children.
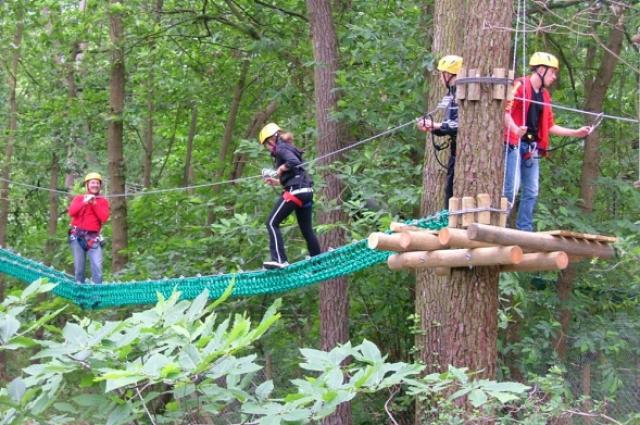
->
<box><xmin>207</xmin><ymin>59</ymin><xmax>249</xmax><ymax>226</ymax></box>
<box><xmin>416</xmin><ymin>0</ymin><xmax>464</xmax><ymax>380</ymax></box>
<box><xmin>307</xmin><ymin>1</ymin><xmax>350</xmax><ymax>424</ymax></box>
<box><xmin>421</xmin><ymin>1</ymin><xmax>513</xmax><ymax>385</ymax></box>
<box><xmin>555</xmin><ymin>10</ymin><xmax>624</xmax><ymax>362</ymax></box>
<box><xmin>108</xmin><ymin>0</ymin><xmax>128</xmax><ymax>271</ymax></box>
<box><xmin>0</xmin><ymin>6</ymin><xmax>23</xmax><ymax>381</ymax></box>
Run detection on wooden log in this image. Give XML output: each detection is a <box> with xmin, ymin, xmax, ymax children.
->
<box><xmin>399</xmin><ymin>231</ymin><xmax>445</xmax><ymax>251</ymax></box>
<box><xmin>492</xmin><ymin>67</ymin><xmax>506</xmax><ymax>99</ymax></box>
<box><xmin>457</xmin><ymin>68</ymin><xmax>467</xmax><ymax>99</ymax></box>
<box><xmin>467</xmin><ymin>68</ymin><xmax>481</xmax><ymax>100</ymax></box>
<box><xmin>501</xmin><ymin>251</ymin><xmax>569</xmax><ymax>272</ymax></box>
<box><xmin>438</xmin><ymin>227</ymin><xmax>493</xmax><ymax>248</ymax></box>
<box><xmin>476</xmin><ymin>193</ymin><xmax>491</xmax><ymax>224</ymax></box>
<box><xmin>499</xmin><ymin>197</ymin><xmax>508</xmax><ymax>227</ymax></box>
<box><xmin>467</xmin><ymin>223</ymin><xmax>615</xmax><ymax>259</ymax></box>
<box><xmin>448</xmin><ymin>197</ymin><xmax>460</xmax><ymax>228</ymax></box>
<box><xmin>387</xmin><ymin>246</ymin><xmax>523</xmax><ymax>270</ymax></box>
<box><xmin>368</xmin><ymin>233</ymin><xmax>405</xmax><ymax>251</ymax></box>
<box><xmin>462</xmin><ymin>196</ymin><xmax>476</xmax><ymax>227</ymax></box>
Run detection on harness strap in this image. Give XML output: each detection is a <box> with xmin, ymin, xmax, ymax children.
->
<box><xmin>282</xmin><ymin>191</ymin><xmax>303</xmax><ymax>207</ymax></box>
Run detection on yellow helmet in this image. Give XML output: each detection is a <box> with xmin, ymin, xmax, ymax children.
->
<box><xmin>84</xmin><ymin>172</ymin><xmax>102</xmax><ymax>184</ymax></box>
<box><xmin>258</xmin><ymin>123</ymin><xmax>281</xmax><ymax>144</ymax></box>
<box><xmin>529</xmin><ymin>51</ymin><xmax>559</xmax><ymax>69</ymax></box>
<box><xmin>437</xmin><ymin>55</ymin><xmax>463</xmax><ymax>75</ymax></box>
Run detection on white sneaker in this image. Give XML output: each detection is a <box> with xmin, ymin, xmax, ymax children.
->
<box><xmin>263</xmin><ymin>261</ymin><xmax>290</xmax><ymax>270</ymax></box>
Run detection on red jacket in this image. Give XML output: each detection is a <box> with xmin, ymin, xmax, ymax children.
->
<box><xmin>68</xmin><ymin>194</ymin><xmax>110</xmax><ymax>232</ymax></box>
<box><xmin>505</xmin><ymin>76</ymin><xmax>555</xmax><ymax>152</ymax></box>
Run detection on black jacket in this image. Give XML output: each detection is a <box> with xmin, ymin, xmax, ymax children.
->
<box><xmin>272</xmin><ymin>140</ymin><xmax>313</xmax><ymax>189</ymax></box>
<box><xmin>433</xmin><ymin>87</ymin><xmax>459</xmax><ymax>154</ymax></box>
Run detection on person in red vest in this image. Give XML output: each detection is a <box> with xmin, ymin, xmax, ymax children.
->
<box><xmin>504</xmin><ymin>52</ymin><xmax>591</xmax><ymax>231</ymax></box>
<box><xmin>68</xmin><ymin>172</ymin><xmax>110</xmax><ymax>283</ymax></box>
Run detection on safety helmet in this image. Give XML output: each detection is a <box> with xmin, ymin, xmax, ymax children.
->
<box><xmin>529</xmin><ymin>52</ymin><xmax>559</xmax><ymax>69</ymax></box>
<box><xmin>258</xmin><ymin>123</ymin><xmax>281</xmax><ymax>144</ymax></box>
<box><xmin>437</xmin><ymin>55</ymin><xmax>463</xmax><ymax>75</ymax></box>
<box><xmin>84</xmin><ymin>172</ymin><xmax>102</xmax><ymax>184</ymax></box>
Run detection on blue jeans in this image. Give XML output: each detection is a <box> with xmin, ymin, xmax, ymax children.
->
<box><xmin>502</xmin><ymin>142</ymin><xmax>540</xmax><ymax>231</ymax></box>
<box><xmin>70</xmin><ymin>239</ymin><xmax>103</xmax><ymax>283</ymax></box>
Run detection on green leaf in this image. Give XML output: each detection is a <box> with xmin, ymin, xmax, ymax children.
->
<box><xmin>468</xmin><ymin>389</ymin><xmax>488</xmax><ymax>407</ymax></box>
<box><xmin>7</xmin><ymin>377</ymin><xmax>26</xmax><ymax>403</ymax></box>
<box><xmin>0</xmin><ymin>315</ymin><xmax>20</xmax><ymax>344</ymax></box>
<box><xmin>255</xmin><ymin>380</ymin><xmax>274</xmax><ymax>401</ymax></box>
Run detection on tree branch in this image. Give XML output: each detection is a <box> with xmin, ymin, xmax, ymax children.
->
<box><xmin>254</xmin><ymin>0</ymin><xmax>308</xmax><ymax>22</ymax></box>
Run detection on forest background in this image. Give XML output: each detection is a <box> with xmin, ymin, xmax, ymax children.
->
<box><xmin>0</xmin><ymin>0</ymin><xmax>639</xmax><ymax>424</ymax></box>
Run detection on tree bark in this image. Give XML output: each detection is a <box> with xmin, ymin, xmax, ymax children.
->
<box><xmin>207</xmin><ymin>59</ymin><xmax>249</xmax><ymax>227</ymax></box>
<box><xmin>416</xmin><ymin>0</ymin><xmax>464</xmax><ymax>383</ymax></box>
<box><xmin>306</xmin><ymin>1</ymin><xmax>350</xmax><ymax>424</ymax></box>
<box><xmin>108</xmin><ymin>0</ymin><xmax>128</xmax><ymax>271</ymax></box>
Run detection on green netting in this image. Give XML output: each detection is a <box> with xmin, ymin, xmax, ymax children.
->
<box><xmin>0</xmin><ymin>211</ymin><xmax>448</xmax><ymax>309</ymax></box>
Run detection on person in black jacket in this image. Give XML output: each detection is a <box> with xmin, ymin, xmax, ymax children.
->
<box><xmin>258</xmin><ymin>123</ymin><xmax>321</xmax><ymax>269</ymax></box>
<box><xmin>417</xmin><ymin>54</ymin><xmax>462</xmax><ymax>208</ymax></box>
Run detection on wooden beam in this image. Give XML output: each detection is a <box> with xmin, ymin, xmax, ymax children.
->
<box><xmin>462</xmin><ymin>196</ymin><xmax>475</xmax><ymax>227</ymax></box>
<box><xmin>502</xmin><ymin>251</ymin><xmax>568</xmax><ymax>272</ymax></box>
<box><xmin>368</xmin><ymin>233</ymin><xmax>405</xmax><ymax>251</ymax></box>
<box><xmin>388</xmin><ymin>246</ymin><xmax>523</xmax><ymax>270</ymax></box>
<box><xmin>476</xmin><ymin>193</ymin><xmax>491</xmax><ymax>224</ymax></box>
<box><xmin>448</xmin><ymin>197</ymin><xmax>460</xmax><ymax>228</ymax></box>
<box><xmin>389</xmin><ymin>222</ymin><xmax>424</xmax><ymax>233</ymax></box>
<box><xmin>399</xmin><ymin>231</ymin><xmax>446</xmax><ymax>251</ymax></box>
<box><xmin>467</xmin><ymin>223</ymin><xmax>615</xmax><ymax>259</ymax></box>
<box><xmin>438</xmin><ymin>227</ymin><xmax>493</xmax><ymax>248</ymax></box>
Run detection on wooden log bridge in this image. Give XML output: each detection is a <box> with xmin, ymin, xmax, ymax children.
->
<box><xmin>371</xmin><ymin>194</ymin><xmax>617</xmax><ymax>273</ymax></box>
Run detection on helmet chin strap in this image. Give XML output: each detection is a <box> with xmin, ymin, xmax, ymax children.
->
<box><xmin>443</xmin><ymin>73</ymin><xmax>455</xmax><ymax>89</ymax></box>
<box><xmin>535</xmin><ymin>66</ymin><xmax>549</xmax><ymax>88</ymax></box>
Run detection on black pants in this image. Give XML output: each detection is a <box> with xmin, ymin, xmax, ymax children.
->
<box><xmin>266</xmin><ymin>191</ymin><xmax>321</xmax><ymax>263</ymax></box>
<box><xmin>444</xmin><ymin>154</ymin><xmax>456</xmax><ymax>209</ymax></box>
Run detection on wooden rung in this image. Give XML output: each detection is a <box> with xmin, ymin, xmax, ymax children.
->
<box><xmin>387</xmin><ymin>245</ymin><xmax>523</xmax><ymax>270</ymax></box>
<box><xmin>506</xmin><ymin>70</ymin><xmax>515</xmax><ymax>100</ymax></box>
<box><xmin>457</xmin><ymin>68</ymin><xmax>467</xmax><ymax>99</ymax></box>
<box><xmin>499</xmin><ymin>197</ymin><xmax>508</xmax><ymax>227</ymax></box>
<box><xmin>467</xmin><ymin>223</ymin><xmax>615</xmax><ymax>259</ymax></box>
<box><xmin>467</xmin><ymin>68</ymin><xmax>480</xmax><ymax>100</ymax></box>
<box><xmin>462</xmin><ymin>196</ymin><xmax>476</xmax><ymax>227</ymax></box>
<box><xmin>399</xmin><ymin>231</ymin><xmax>446</xmax><ymax>251</ymax></box>
<box><xmin>476</xmin><ymin>193</ymin><xmax>491</xmax><ymax>224</ymax></box>
<box><xmin>492</xmin><ymin>68</ymin><xmax>506</xmax><ymax>99</ymax></box>
<box><xmin>501</xmin><ymin>251</ymin><xmax>568</xmax><ymax>272</ymax></box>
<box><xmin>438</xmin><ymin>227</ymin><xmax>493</xmax><ymax>249</ymax></box>
<box><xmin>448</xmin><ymin>197</ymin><xmax>460</xmax><ymax>228</ymax></box>
<box><xmin>368</xmin><ymin>233</ymin><xmax>405</xmax><ymax>251</ymax></box>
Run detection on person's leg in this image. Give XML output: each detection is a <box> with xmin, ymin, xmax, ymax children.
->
<box><xmin>294</xmin><ymin>193</ymin><xmax>321</xmax><ymax>257</ymax></box>
<box><xmin>70</xmin><ymin>239</ymin><xmax>86</xmax><ymax>283</ymax></box>
<box><xmin>265</xmin><ymin>196</ymin><xmax>296</xmax><ymax>264</ymax></box>
<box><xmin>444</xmin><ymin>154</ymin><xmax>456</xmax><ymax>209</ymax></box>
<box><xmin>515</xmin><ymin>151</ymin><xmax>540</xmax><ymax>231</ymax></box>
<box><xmin>88</xmin><ymin>245</ymin><xmax>103</xmax><ymax>284</ymax></box>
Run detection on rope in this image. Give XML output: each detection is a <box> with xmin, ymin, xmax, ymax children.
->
<box><xmin>513</xmin><ymin>98</ymin><xmax>640</xmax><ymax>124</ymax></box>
<box><xmin>0</xmin><ymin>119</ymin><xmax>417</xmax><ymax>200</ymax></box>
<box><xmin>0</xmin><ymin>211</ymin><xmax>449</xmax><ymax>309</ymax></box>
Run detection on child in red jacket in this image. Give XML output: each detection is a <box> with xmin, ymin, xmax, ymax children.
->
<box><xmin>68</xmin><ymin>172</ymin><xmax>110</xmax><ymax>283</ymax></box>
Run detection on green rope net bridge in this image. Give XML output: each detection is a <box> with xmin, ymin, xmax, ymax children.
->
<box><xmin>0</xmin><ymin>211</ymin><xmax>448</xmax><ymax>309</ymax></box>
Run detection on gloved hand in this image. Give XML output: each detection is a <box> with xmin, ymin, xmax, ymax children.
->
<box><xmin>261</xmin><ymin>168</ymin><xmax>278</xmax><ymax>179</ymax></box>
<box><xmin>83</xmin><ymin>194</ymin><xmax>95</xmax><ymax>203</ymax></box>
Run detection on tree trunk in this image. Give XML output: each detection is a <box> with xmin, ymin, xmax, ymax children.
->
<box><xmin>555</xmin><ymin>9</ymin><xmax>625</xmax><ymax>362</ymax></box>
<box><xmin>230</xmin><ymin>100</ymin><xmax>278</xmax><ymax>181</ymax></box>
<box><xmin>45</xmin><ymin>153</ymin><xmax>60</xmax><ymax>264</ymax></box>
<box><xmin>0</xmin><ymin>6</ymin><xmax>23</xmax><ymax>381</ymax></box>
<box><xmin>183</xmin><ymin>103</ymin><xmax>197</xmax><ymax>188</ymax></box>
<box><xmin>207</xmin><ymin>59</ymin><xmax>249</xmax><ymax>227</ymax></box>
<box><xmin>416</xmin><ymin>0</ymin><xmax>464</xmax><ymax>382</ymax></box>
<box><xmin>306</xmin><ymin>1</ymin><xmax>350</xmax><ymax>424</ymax></box>
<box><xmin>108</xmin><ymin>0</ymin><xmax>128</xmax><ymax>271</ymax></box>
<box><xmin>142</xmin><ymin>0</ymin><xmax>162</xmax><ymax>188</ymax></box>
<box><xmin>421</xmin><ymin>1</ymin><xmax>512</xmax><ymax>385</ymax></box>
